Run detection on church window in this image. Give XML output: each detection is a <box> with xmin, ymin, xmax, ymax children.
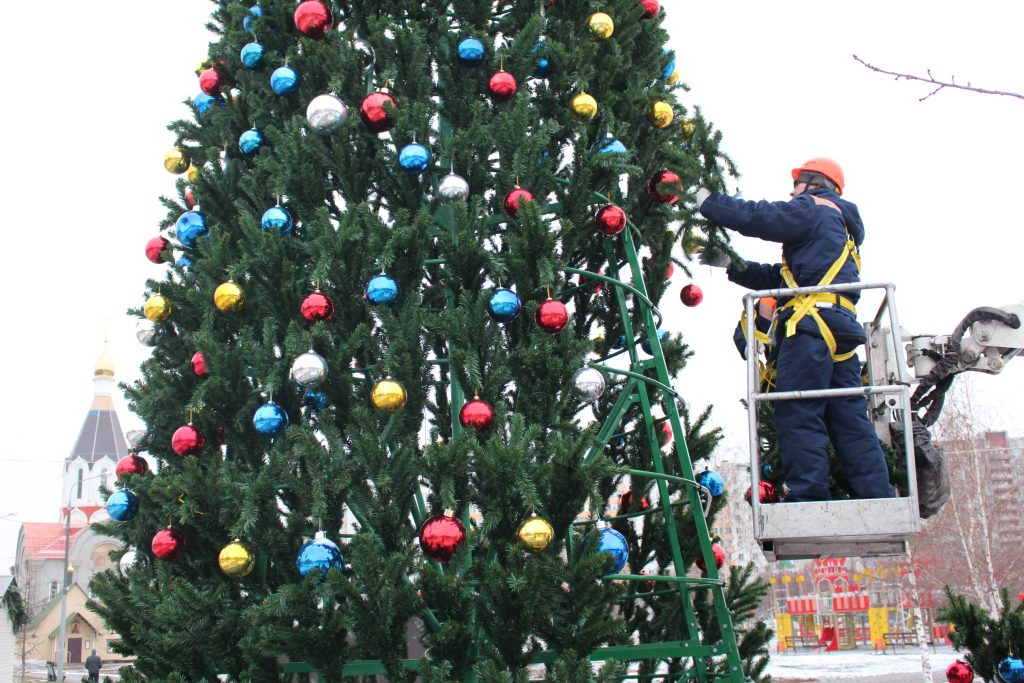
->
<box><xmin>50</xmin><ymin>581</ymin><xmax>58</xmax><ymax>600</ymax></box>
<box><xmin>77</xmin><ymin>469</ymin><xmax>83</xmax><ymax>498</ymax></box>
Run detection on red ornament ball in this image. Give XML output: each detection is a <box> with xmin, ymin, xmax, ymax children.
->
<box><xmin>744</xmin><ymin>481</ymin><xmax>780</xmax><ymax>505</ymax></box>
<box><xmin>191</xmin><ymin>352</ymin><xmax>208</xmax><ymax>379</ymax></box>
<box><xmin>503</xmin><ymin>187</ymin><xmax>533</xmax><ymax>218</ymax></box>
<box><xmin>659</xmin><ymin>422</ymin><xmax>672</xmax><ymax>447</ymax></box>
<box><xmin>145</xmin><ymin>236</ymin><xmax>168</xmax><ymax>264</ymax></box>
<box><xmin>945</xmin><ymin>660</ymin><xmax>974</xmax><ymax>683</ymax></box>
<box><xmin>459</xmin><ymin>398</ymin><xmax>495</xmax><ymax>433</ymax></box>
<box><xmin>171</xmin><ymin>424</ymin><xmax>205</xmax><ymax>456</ymax></box>
<box><xmin>198</xmin><ymin>67</ymin><xmax>227</xmax><ymax>96</ymax></box>
<box><xmin>151</xmin><ymin>527</ymin><xmax>186</xmax><ymax>562</ymax></box>
<box><xmin>680</xmin><ymin>283</ymin><xmax>703</xmax><ymax>307</ymax></box>
<box><xmin>618</xmin><ymin>490</ymin><xmax>649</xmax><ymax>515</ymax></box>
<box><xmin>696</xmin><ymin>543</ymin><xmax>726</xmax><ymax>572</ymax></box>
<box><xmin>647</xmin><ymin>169</ymin><xmax>683</xmax><ymax>204</ymax></box>
<box><xmin>418</xmin><ymin>513</ymin><xmax>466</xmax><ymax>562</ymax></box>
<box><xmin>595</xmin><ymin>204</ymin><xmax>627</xmax><ymax>236</ymax></box>
<box><xmin>294</xmin><ymin>0</ymin><xmax>333</xmax><ymax>38</ymax></box>
<box><xmin>185</xmin><ymin>188</ymin><xmax>196</xmax><ymax>208</ymax></box>
<box><xmin>488</xmin><ymin>70</ymin><xmax>518</xmax><ymax>103</ymax></box>
<box><xmin>666</xmin><ymin>261</ymin><xmax>675</xmax><ymax>280</ymax></box>
<box><xmin>535</xmin><ymin>299</ymin><xmax>569</xmax><ymax>334</ymax></box>
<box><xmin>116</xmin><ymin>454</ymin><xmax>149</xmax><ymax>479</ymax></box>
<box><xmin>359</xmin><ymin>91</ymin><xmax>397</xmax><ymax>133</ymax></box>
<box><xmin>639</xmin><ymin>0</ymin><xmax>660</xmax><ymax>18</ymax></box>
<box><xmin>301</xmin><ymin>290</ymin><xmax>335</xmax><ymax>322</ymax></box>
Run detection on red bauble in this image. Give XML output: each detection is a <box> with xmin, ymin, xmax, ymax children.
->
<box><xmin>503</xmin><ymin>187</ymin><xmax>533</xmax><ymax>218</ymax></box>
<box><xmin>185</xmin><ymin>188</ymin><xmax>196</xmax><ymax>208</ymax></box>
<box><xmin>639</xmin><ymin>0</ymin><xmax>660</xmax><ymax>18</ymax></box>
<box><xmin>301</xmin><ymin>290</ymin><xmax>335</xmax><ymax>322</ymax></box>
<box><xmin>647</xmin><ymin>169</ymin><xmax>682</xmax><ymax>204</ymax></box>
<box><xmin>744</xmin><ymin>481</ymin><xmax>780</xmax><ymax>505</ymax></box>
<box><xmin>459</xmin><ymin>398</ymin><xmax>495</xmax><ymax>433</ymax></box>
<box><xmin>171</xmin><ymin>424</ymin><xmax>205</xmax><ymax>456</ymax></box>
<box><xmin>151</xmin><ymin>527</ymin><xmax>186</xmax><ymax>562</ymax></box>
<box><xmin>666</xmin><ymin>261</ymin><xmax>675</xmax><ymax>280</ymax></box>
<box><xmin>293</xmin><ymin>0</ymin><xmax>333</xmax><ymax>38</ymax></box>
<box><xmin>945</xmin><ymin>660</ymin><xmax>974</xmax><ymax>683</ymax></box>
<box><xmin>418</xmin><ymin>513</ymin><xmax>466</xmax><ymax>562</ymax></box>
<box><xmin>659</xmin><ymin>422</ymin><xmax>673</xmax><ymax>447</ymax></box>
<box><xmin>359</xmin><ymin>91</ymin><xmax>397</xmax><ymax>133</ymax></box>
<box><xmin>145</xmin><ymin>236</ymin><xmax>168</xmax><ymax>264</ymax></box>
<box><xmin>198</xmin><ymin>67</ymin><xmax>227</xmax><ymax>96</ymax></box>
<box><xmin>618</xmin><ymin>490</ymin><xmax>649</xmax><ymax>515</ymax></box>
<box><xmin>191</xmin><ymin>352</ymin><xmax>208</xmax><ymax>378</ymax></box>
<box><xmin>680</xmin><ymin>283</ymin><xmax>703</xmax><ymax>307</ymax></box>
<box><xmin>595</xmin><ymin>204</ymin><xmax>627</xmax><ymax>236</ymax></box>
<box><xmin>116</xmin><ymin>454</ymin><xmax>149</xmax><ymax>479</ymax></box>
<box><xmin>488</xmin><ymin>70</ymin><xmax>518</xmax><ymax>103</ymax></box>
<box><xmin>535</xmin><ymin>299</ymin><xmax>569</xmax><ymax>334</ymax></box>
<box><xmin>696</xmin><ymin>543</ymin><xmax>726</xmax><ymax>572</ymax></box>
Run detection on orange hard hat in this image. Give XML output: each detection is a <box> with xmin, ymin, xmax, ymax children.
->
<box><xmin>791</xmin><ymin>157</ymin><xmax>844</xmax><ymax>194</ymax></box>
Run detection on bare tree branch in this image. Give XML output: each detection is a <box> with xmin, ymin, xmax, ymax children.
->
<box><xmin>853</xmin><ymin>54</ymin><xmax>1024</xmax><ymax>102</ymax></box>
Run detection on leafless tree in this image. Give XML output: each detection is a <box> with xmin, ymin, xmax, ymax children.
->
<box><xmin>14</xmin><ymin>572</ymin><xmax>41</xmax><ymax>680</ymax></box>
<box><xmin>853</xmin><ymin>55</ymin><xmax>1024</xmax><ymax>102</ymax></box>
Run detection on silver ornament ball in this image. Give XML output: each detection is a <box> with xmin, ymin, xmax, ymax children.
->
<box><xmin>572</xmin><ymin>367</ymin><xmax>606</xmax><ymax>401</ymax></box>
<box><xmin>306</xmin><ymin>93</ymin><xmax>348</xmax><ymax>133</ymax></box>
<box><xmin>125</xmin><ymin>429</ymin><xmax>148</xmax><ymax>449</ymax></box>
<box><xmin>438</xmin><ymin>173</ymin><xmax>470</xmax><ymax>203</ymax></box>
<box><xmin>351</xmin><ymin>38</ymin><xmax>375</xmax><ymax>70</ymax></box>
<box><xmin>290</xmin><ymin>351</ymin><xmax>328</xmax><ymax>387</ymax></box>
<box><xmin>119</xmin><ymin>548</ymin><xmax>150</xmax><ymax>577</ymax></box>
<box><xmin>136</xmin><ymin>319</ymin><xmax>164</xmax><ymax>346</ymax></box>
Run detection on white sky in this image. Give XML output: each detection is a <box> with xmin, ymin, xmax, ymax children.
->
<box><xmin>1</xmin><ymin>1</ymin><xmax>1022</xmax><ymax>570</ymax></box>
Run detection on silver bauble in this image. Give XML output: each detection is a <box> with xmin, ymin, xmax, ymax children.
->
<box><xmin>572</xmin><ymin>367</ymin><xmax>606</xmax><ymax>401</ymax></box>
<box><xmin>125</xmin><ymin>429</ymin><xmax>148</xmax><ymax>448</ymax></box>
<box><xmin>438</xmin><ymin>173</ymin><xmax>470</xmax><ymax>203</ymax></box>
<box><xmin>136</xmin><ymin>319</ymin><xmax>164</xmax><ymax>346</ymax></box>
<box><xmin>306</xmin><ymin>93</ymin><xmax>348</xmax><ymax>133</ymax></box>
<box><xmin>290</xmin><ymin>351</ymin><xmax>328</xmax><ymax>387</ymax></box>
<box><xmin>119</xmin><ymin>548</ymin><xmax>150</xmax><ymax>577</ymax></box>
<box><xmin>351</xmin><ymin>38</ymin><xmax>375</xmax><ymax>70</ymax></box>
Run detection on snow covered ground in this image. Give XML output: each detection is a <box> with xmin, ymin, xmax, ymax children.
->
<box><xmin>768</xmin><ymin>644</ymin><xmax>965</xmax><ymax>681</ymax></box>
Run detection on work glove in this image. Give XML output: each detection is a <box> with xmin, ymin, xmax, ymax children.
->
<box><xmin>694</xmin><ymin>187</ymin><xmax>712</xmax><ymax>210</ymax></box>
<box><xmin>698</xmin><ymin>248</ymin><xmax>731</xmax><ymax>269</ymax></box>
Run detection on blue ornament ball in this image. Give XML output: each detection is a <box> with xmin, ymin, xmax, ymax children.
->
<box><xmin>270</xmin><ymin>66</ymin><xmax>300</xmax><ymax>95</ymax></box>
<box><xmin>193</xmin><ymin>92</ymin><xmax>223</xmax><ymax>114</ymax></box>
<box><xmin>761</xmin><ymin>462</ymin><xmax>774</xmax><ymax>478</ymax></box>
<box><xmin>487</xmin><ymin>288</ymin><xmax>522</xmax><ymax>323</ymax></box>
<box><xmin>595</xmin><ymin>137</ymin><xmax>627</xmax><ymax>155</ymax></box>
<box><xmin>177</xmin><ymin>255</ymin><xmax>194</xmax><ymax>270</ymax></box>
<box><xmin>612</xmin><ymin>335</ymin><xmax>626</xmax><ymax>350</ymax></box>
<box><xmin>296</xmin><ymin>532</ymin><xmax>343</xmax><ymax>578</ymax></box>
<box><xmin>253</xmin><ymin>402</ymin><xmax>289</xmax><ymax>437</ymax></box>
<box><xmin>640</xmin><ymin>328</ymin><xmax>669</xmax><ymax>355</ymax></box>
<box><xmin>303</xmin><ymin>389</ymin><xmax>328</xmax><ymax>412</ymax></box>
<box><xmin>597</xmin><ymin>528</ymin><xmax>629</xmax><ymax>574</ymax></box>
<box><xmin>243</xmin><ymin>4</ymin><xmax>262</xmax><ymax>32</ymax></box>
<box><xmin>456</xmin><ymin>38</ymin><xmax>485</xmax><ymax>65</ymax></box>
<box><xmin>532</xmin><ymin>42</ymin><xmax>554</xmax><ymax>78</ymax></box>
<box><xmin>366</xmin><ymin>274</ymin><xmax>399</xmax><ymax>305</ymax></box>
<box><xmin>106</xmin><ymin>490</ymin><xmax>139</xmax><ymax>522</ymax></box>
<box><xmin>261</xmin><ymin>206</ymin><xmax>293</xmax><ymax>235</ymax></box>
<box><xmin>240</xmin><ymin>42</ymin><xmax>265</xmax><ymax>69</ymax></box>
<box><xmin>662</xmin><ymin>49</ymin><xmax>676</xmax><ymax>80</ymax></box>
<box><xmin>175</xmin><ymin>211</ymin><xmax>208</xmax><ymax>249</ymax></box>
<box><xmin>999</xmin><ymin>658</ymin><xmax>1024</xmax><ymax>683</ymax></box>
<box><xmin>238</xmin><ymin>128</ymin><xmax>265</xmax><ymax>156</ymax></box>
<box><xmin>698</xmin><ymin>469</ymin><xmax>725</xmax><ymax>498</ymax></box>
<box><xmin>398</xmin><ymin>143</ymin><xmax>430</xmax><ymax>175</ymax></box>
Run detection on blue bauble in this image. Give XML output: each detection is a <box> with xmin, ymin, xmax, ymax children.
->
<box><xmin>243</xmin><ymin>4</ymin><xmax>262</xmax><ymax>32</ymax></box>
<box><xmin>106</xmin><ymin>490</ymin><xmax>139</xmax><ymax>522</ymax></box>
<box><xmin>177</xmin><ymin>256</ymin><xmax>194</xmax><ymax>270</ymax></box>
<box><xmin>698</xmin><ymin>469</ymin><xmax>725</xmax><ymax>498</ymax></box>
<box><xmin>597</xmin><ymin>528</ymin><xmax>629</xmax><ymax>574</ymax></box>
<box><xmin>366</xmin><ymin>274</ymin><xmax>399</xmax><ymax>305</ymax></box>
<box><xmin>303</xmin><ymin>389</ymin><xmax>328</xmax><ymax>412</ymax></box>
<box><xmin>761</xmin><ymin>462</ymin><xmax>774</xmax><ymax>478</ymax></box>
<box><xmin>999</xmin><ymin>658</ymin><xmax>1024</xmax><ymax>683</ymax></box>
<box><xmin>296</xmin><ymin>532</ymin><xmax>343</xmax><ymax>578</ymax></box>
<box><xmin>253</xmin><ymin>402</ymin><xmax>289</xmax><ymax>437</ymax></box>
<box><xmin>193</xmin><ymin>92</ymin><xmax>223</xmax><ymax>114</ymax></box>
<box><xmin>398</xmin><ymin>143</ymin><xmax>430</xmax><ymax>175</ymax></box>
<box><xmin>175</xmin><ymin>211</ymin><xmax>208</xmax><ymax>249</ymax></box>
<box><xmin>270</xmin><ymin>66</ymin><xmax>300</xmax><ymax>95</ymax></box>
<box><xmin>241</xmin><ymin>42</ymin><xmax>265</xmax><ymax>69</ymax></box>
<box><xmin>261</xmin><ymin>206</ymin><xmax>293</xmax><ymax>235</ymax></box>
<box><xmin>612</xmin><ymin>335</ymin><xmax>626</xmax><ymax>350</ymax></box>
<box><xmin>456</xmin><ymin>38</ymin><xmax>485</xmax><ymax>65</ymax></box>
<box><xmin>595</xmin><ymin>138</ymin><xmax>627</xmax><ymax>155</ymax></box>
<box><xmin>239</xmin><ymin>128</ymin><xmax>265</xmax><ymax>156</ymax></box>
<box><xmin>662</xmin><ymin>49</ymin><xmax>676</xmax><ymax>80</ymax></box>
<box><xmin>487</xmin><ymin>288</ymin><xmax>522</xmax><ymax>323</ymax></box>
<box><xmin>533</xmin><ymin>55</ymin><xmax>553</xmax><ymax>78</ymax></box>
<box><xmin>640</xmin><ymin>328</ymin><xmax>669</xmax><ymax>355</ymax></box>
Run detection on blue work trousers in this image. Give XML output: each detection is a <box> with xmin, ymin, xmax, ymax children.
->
<box><xmin>773</xmin><ymin>331</ymin><xmax>896</xmax><ymax>501</ymax></box>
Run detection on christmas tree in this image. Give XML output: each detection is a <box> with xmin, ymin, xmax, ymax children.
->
<box><xmin>90</xmin><ymin>1</ymin><xmax>771</xmax><ymax>681</ymax></box>
<box><xmin>938</xmin><ymin>588</ymin><xmax>1024</xmax><ymax>683</ymax></box>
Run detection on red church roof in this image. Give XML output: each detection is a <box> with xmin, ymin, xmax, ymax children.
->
<box><xmin>21</xmin><ymin>523</ymin><xmax>84</xmax><ymax>561</ymax></box>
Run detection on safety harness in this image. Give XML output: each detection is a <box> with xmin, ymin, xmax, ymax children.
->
<box><xmin>737</xmin><ymin>297</ymin><xmax>777</xmax><ymax>392</ymax></box>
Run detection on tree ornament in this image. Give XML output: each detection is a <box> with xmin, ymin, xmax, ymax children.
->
<box><xmin>488</xmin><ymin>70</ymin><xmax>517</xmax><ymax>103</ymax></box>
<box><xmin>218</xmin><ymin>539</ymin><xmax>256</xmax><ymax>578</ymax></box>
<box><xmin>418</xmin><ymin>511</ymin><xmax>466</xmax><ymax>562</ymax></box>
<box><xmin>163</xmin><ymin>147</ymin><xmax>190</xmax><ymax>174</ymax></box>
<box><xmin>659</xmin><ymin>421</ymin><xmax>673</xmax><ymax>447</ymax></box>
<box><xmin>649</xmin><ymin>101</ymin><xmax>674</xmax><ymax>128</ymax></box>
<box><xmin>698</xmin><ymin>469</ymin><xmax>725</xmax><ymax>497</ymax></box>
<box><xmin>570</xmin><ymin>92</ymin><xmax>597</xmax><ymax>121</ymax></box>
<box><xmin>359</xmin><ymin>91</ymin><xmax>397</xmax><ymax>133</ymax></box>
<box><xmin>171</xmin><ymin>423</ymin><xmax>205</xmax><ymax>456</ymax></box>
<box><xmin>371</xmin><ymin>377</ymin><xmax>407</xmax><ymax>413</ymax></box>
<box><xmin>366</xmin><ymin>273</ymin><xmax>399</xmax><ymax>305</ymax></box>
<box><xmin>125</xmin><ymin>429</ymin><xmax>147</xmax><ymax>449</ymax></box>
<box><xmin>999</xmin><ymin>658</ymin><xmax>1024</xmax><ymax>683</ymax></box>
<box><xmin>487</xmin><ymin>288</ymin><xmax>522</xmax><ymax>322</ymax></box>
<box><xmin>135</xmin><ymin>319</ymin><xmax>163</xmax><ymax>346</ymax></box>
<box><xmin>198</xmin><ymin>67</ymin><xmax>227</xmax><ymax>96</ymax></box>
<box><xmin>618</xmin><ymin>490</ymin><xmax>649</xmax><ymax>514</ymax></box>
<box><xmin>253</xmin><ymin>401</ymin><xmax>289</xmax><ymax>437</ymax></box>
<box><xmin>647</xmin><ymin>169</ymin><xmax>683</xmax><ymax>204</ymax></box>
<box><xmin>306</xmin><ymin>93</ymin><xmax>347</xmax><ymax>133</ymax></box>
<box><xmin>532</xmin><ymin>41</ymin><xmax>554</xmax><ymax>78</ymax></box>
<box><xmin>351</xmin><ymin>38</ymin><xmax>376</xmax><ymax>71</ymax></box>
<box><xmin>290</xmin><ymin>350</ymin><xmax>327</xmax><ymax>387</ymax></box>
<box><xmin>177</xmin><ymin>255</ymin><xmax>194</xmax><ymax>271</ymax></box>
<box><xmin>456</xmin><ymin>38</ymin><xmax>485</xmax><ymax>66</ymax></box>
<box><xmin>517</xmin><ymin>515</ymin><xmax>554</xmax><ymax>553</ymax></box>
<box><xmin>151</xmin><ymin>527</ymin><xmax>186</xmax><ymax>562</ymax></box>
<box><xmin>296</xmin><ymin>531</ymin><xmax>343</xmax><ymax>577</ymax></box>
<box><xmin>572</xmin><ymin>367</ymin><xmax>606</xmax><ymax>401</ymax></box>
<box><xmin>681</xmin><ymin>118</ymin><xmax>697</xmax><ymax>138</ymax></box>
<box><xmin>145</xmin><ymin>236</ymin><xmax>168</xmax><ymax>263</ymax></box>
<box><xmin>945</xmin><ymin>660</ymin><xmax>974</xmax><ymax>683</ymax></box>
<box><xmin>194</xmin><ymin>92</ymin><xmax>223</xmax><ymax>115</ymax></box>
<box><xmin>639</xmin><ymin>0</ymin><xmax>660</xmax><ymax>19</ymax></box>
<box><xmin>536</xmin><ymin>298</ymin><xmax>569</xmax><ymax>334</ymax></box>
<box><xmin>243</xmin><ymin>4</ymin><xmax>262</xmax><ymax>33</ymax></box>
<box><xmin>293</xmin><ymin>0</ymin><xmax>333</xmax><ymax>38</ymax></box>
<box><xmin>459</xmin><ymin>397</ymin><xmax>495</xmax><ymax>433</ymax></box>
<box><xmin>503</xmin><ymin>187</ymin><xmax>533</xmax><ymax>218</ymax></box>
<box><xmin>175</xmin><ymin>210</ymin><xmax>208</xmax><ymax>248</ymax></box>
<box><xmin>303</xmin><ymin>389</ymin><xmax>328</xmax><ymax>412</ymax></box>
<box><xmin>696</xmin><ymin>543</ymin><xmax>726</xmax><ymax>572</ymax></box>
<box><xmin>594</xmin><ymin>137</ymin><xmax>626</xmax><ymax>155</ymax></box>
<box><xmin>398</xmin><ymin>143</ymin><xmax>431</xmax><ymax>175</ymax></box>
<box><xmin>745</xmin><ymin>481</ymin><xmax>779</xmax><ymax>505</ymax></box>
<box><xmin>239</xmin><ymin>128</ymin><xmax>265</xmax><ymax>156</ymax></box>
<box><xmin>240</xmin><ymin>41</ymin><xmax>265</xmax><ymax>69</ymax></box>
<box><xmin>214</xmin><ymin>280</ymin><xmax>245</xmax><ymax>313</ymax></box>
<box><xmin>116</xmin><ymin>454</ymin><xmax>149</xmax><ymax>479</ymax></box>
<box><xmin>191</xmin><ymin>351</ymin><xmax>208</xmax><ymax>378</ymax></box>
<box><xmin>662</xmin><ymin>49</ymin><xmax>676</xmax><ymax>80</ymax></box>
<box><xmin>595</xmin><ymin>204</ymin><xmax>626</xmax><ymax>236</ymax></box>
<box><xmin>270</xmin><ymin>65</ymin><xmax>300</xmax><ymax>95</ymax></box>
<box><xmin>144</xmin><ymin>294</ymin><xmax>172</xmax><ymax>323</ymax></box>
<box><xmin>118</xmin><ymin>548</ymin><xmax>149</xmax><ymax>577</ymax></box>
<box><xmin>106</xmin><ymin>490</ymin><xmax>139</xmax><ymax>522</ymax></box>
<box><xmin>640</xmin><ymin>328</ymin><xmax>669</xmax><ymax>355</ymax></box>
<box><xmin>261</xmin><ymin>206</ymin><xmax>293</xmax><ymax>234</ymax></box>
<box><xmin>587</xmin><ymin>12</ymin><xmax>615</xmax><ymax>39</ymax></box>
<box><xmin>597</xmin><ymin>528</ymin><xmax>628</xmax><ymax>573</ymax></box>
<box><xmin>438</xmin><ymin>173</ymin><xmax>470</xmax><ymax>202</ymax></box>
<box><xmin>681</xmin><ymin>283</ymin><xmax>703</xmax><ymax>307</ymax></box>
<box><xmin>301</xmin><ymin>290</ymin><xmax>334</xmax><ymax>322</ymax></box>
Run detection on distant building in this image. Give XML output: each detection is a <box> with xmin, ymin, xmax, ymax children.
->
<box><xmin>0</xmin><ymin>576</ymin><xmax>17</xmax><ymax>683</ymax></box>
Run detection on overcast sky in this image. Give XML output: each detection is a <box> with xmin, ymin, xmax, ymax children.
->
<box><xmin>2</xmin><ymin>1</ymin><xmax>1021</xmax><ymax>569</ymax></box>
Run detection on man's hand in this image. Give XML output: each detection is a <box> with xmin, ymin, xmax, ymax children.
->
<box><xmin>694</xmin><ymin>187</ymin><xmax>712</xmax><ymax>210</ymax></box>
<box><xmin>698</xmin><ymin>248</ymin><xmax>731</xmax><ymax>269</ymax></box>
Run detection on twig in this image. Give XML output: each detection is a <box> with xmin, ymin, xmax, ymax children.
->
<box><xmin>853</xmin><ymin>54</ymin><xmax>1024</xmax><ymax>102</ymax></box>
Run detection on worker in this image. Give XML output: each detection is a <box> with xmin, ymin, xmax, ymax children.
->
<box><xmin>694</xmin><ymin>158</ymin><xmax>895</xmax><ymax>502</ymax></box>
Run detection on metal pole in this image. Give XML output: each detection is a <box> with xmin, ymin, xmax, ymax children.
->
<box><xmin>57</xmin><ymin>493</ymin><xmax>71</xmax><ymax>682</ymax></box>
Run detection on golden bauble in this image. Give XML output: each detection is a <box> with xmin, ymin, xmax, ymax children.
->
<box><xmin>371</xmin><ymin>377</ymin><xmax>407</xmax><ymax>413</ymax></box>
<box><xmin>649</xmin><ymin>101</ymin><xmax>674</xmax><ymax>129</ymax></box>
<box><xmin>188</xmin><ymin>165</ymin><xmax>199</xmax><ymax>183</ymax></box>
<box><xmin>163</xmin><ymin>147</ymin><xmax>190</xmax><ymax>175</ymax></box>
<box><xmin>517</xmin><ymin>514</ymin><xmax>554</xmax><ymax>553</ymax></box>
<box><xmin>681</xmin><ymin>118</ymin><xmax>696</xmax><ymax>138</ymax></box>
<box><xmin>587</xmin><ymin>12</ymin><xmax>614</xmax><ymax>39</ymax></box>
<box><xmin>666</xmin><ymin>69</ymin><xmax>679</xmax><ymax>86</ymax></box>
<box><xmin>214</xmin><ymin>280</ymin><xmax>245</xmax><ymax>313</ymax></box>
<box><xmin>570</xmin><ymin>92</ymin><xmax>598</xmax><ymax>121</ymax></box>
<box><xmin>143</xmin><ymin>294</ymin><xmax>172</xmax><ymax>323</ymax></box>
<box><xmin>218</xmin><ymin>539</ymin><xmax>256</xmax><ymax>578</ymax></box>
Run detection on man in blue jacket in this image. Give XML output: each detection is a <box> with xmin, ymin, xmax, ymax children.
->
<box><xmin>695</xmin><ymin>158</ymin><xmax>895</xmax><ymax>502</ymax></box>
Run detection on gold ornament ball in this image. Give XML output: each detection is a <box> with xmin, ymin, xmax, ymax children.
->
<box><xmin>214</xmin><ymin>281</ymin><xmax>245</xmax><ymax>313</ymax></box>
<box><xmin>517</xmin><ymin>514</ymin><xmax>554</xmax><ymax>553</ymax></box>
<box><xmin>188</xmin><ymin>165</ymin><xmax>199</xmax><ymax>183</ymax></box>
<box><xmin>163</xmin><ymin>147</ymin><xmax>190</xmax><ymax>175</ymax></box>
<box><xmin>371</xmin><ymin>377</ymin><xmax>407</xmax><ymax>413</ymax></box>
<box><xmin>666</xmin><ymin>69</ymin><xmax>679</xmax><ymax>86</ymax></box>
<box><xmin>649</xmin><ymin>101</ymin><xmax>674</xmax><ymax>129</ymax></box>
<box><xmin>681</xmin><ymin>118</ymin><xmax>697</xmax><ymax>137</ymax></box>
<box><xmin>218</xmin><ymin>539</ymin><xmax>256</xmax><ymax>578</ymax></box>
<box><xmin>587</xmin><ymin>12</ymin><xmax>614</xmax><ymax>39</ymax></box>
<box><xmin>570</xmin><ymin>92</ymin><xmax>598</xmax><ymax>121</ymax></box>
<box><xmin>144</xmin><ymin>294</ymin><xmax>172</xmax><ymax>323</ymax></box>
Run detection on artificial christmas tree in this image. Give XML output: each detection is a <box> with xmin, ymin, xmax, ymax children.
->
<box><xmin>89</xmin><ymin>1</ymin><xmax>771</xmax><ymax>681</ymax></box>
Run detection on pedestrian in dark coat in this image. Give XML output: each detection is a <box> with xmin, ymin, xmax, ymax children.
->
<box><xmin>85</xmin><ymin>649</ymin><xmax>102</xmax><ymax>683</ymax></box>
